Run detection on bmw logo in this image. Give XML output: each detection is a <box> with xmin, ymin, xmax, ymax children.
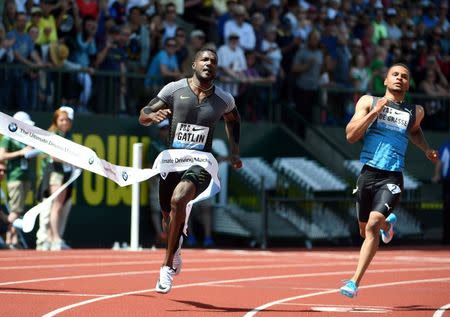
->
<box><xmin>88</xmin><ymin>157</ymin><xmax>94</xmax><ymax>165</ymax></box>
<box><xmin>8</xmin><ymin>123</ymin><xmax>17</xmax><ymax>132</ymax></box>
<box><xmin>122</xmin><ymin>171</ymin><xmax>128</xmax><ymax>181</ymax></box>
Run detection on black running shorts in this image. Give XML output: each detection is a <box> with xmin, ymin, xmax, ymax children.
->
<box><xmin>354</xmin><ymin>165</ymin><xmax>404</xmax><ymax>222</ymax></box>
<box><xmin>159</xmin><ymin>165</ymin><xmax>212</xmax><ymax>212</ymax></box>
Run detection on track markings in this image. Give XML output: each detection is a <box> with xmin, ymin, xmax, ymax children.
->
<box><xmin>244</xmin><ymin>277</ymin><xmax>450</xmax><ymax>316</ymax></box>
<box><xmin>41</xmin><ymin>267</ymin><xmax>450</xmax><ymax>317</ymax></box>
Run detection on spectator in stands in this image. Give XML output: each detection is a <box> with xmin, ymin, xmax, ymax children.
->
<box><xmin>432</xmin><ymin>139</ymin><xmax>450</xmax><ymax>245</ymax></box>
<box><xmin>26</xmin><ymin>24</ymin><xmax>41</xmax><ymax>111</ymax></box>
<box><xmin>438</xmin><ymin>2</ymin><xmax>449</xmax><ymax>30</ymax></box>
<box><xmin>216</xmin><ymin>33</ymin><xmax>247</xmax><ymax>98</ymax></box>
<box><xmin>250</xmin><ymin>11</ymin><xmax>265</xmax><ymax>53</ymax></box>
<box><xmin>292</xmin><ymin>29</ymin><xmax>323</xmax><ymax>125</ymax></box>
<box><xmin>37</xmin><ymin>107</ymin><xmax>75</xmax><ymax>251</ymax></box>
<box><xmin>239</xmin><ymin>50</ymin><xmax>275</xmax><ymax>121</ymax></box>
<box><xmin>350</xmin><ymin>53</ymin><xmax>370</xmax><ymax>93</ymax></box>
<box><xmin>26</xmin><ymin>6</ymin><xmax>43</xmax><ymax>36</ymax></box>
<box><xmin>0</xmin><ymin>111</ymin><xmax>34</xmax><ymax>249</ymax></box>
<box><xmin>341</xmin><ymin>63</ymin><xmax>438</xmax><ymax>299</ymax></box>
<box><xmin>174</xmin><ymin>27</ymin><xmax>188</xmax><ymax>76</ymax></box>
<box><xmin>385</xmin><ymin>8</ymin><xmax>402</xmax><ymax>41</ymax></box>
<box><xmin>71</xmin><ymin>16</ymin><xmax>97</xmax><ymax>112</ymax></box>
<box><xmin>372</xmin><ymin>8</ymin><xmax>388</xmax><ymax>45</ymax></box>
<box><xmin>94</xmin><ymin>24</ymin><xmax>127</xmax><ymax>113</ymax></box>
<box><xmin>181</xmin><ymin>29</ymin><xmax>206</xmax><ymax>75</ymax></box>
<box><xmin>217</xmin><ymin>0</ymin><xmax>238</xmax><ymax>44</ymax></box>
<box><xmin>418</xmin><ymin>56</ymin><xmax>450</xmax><ymax>130</ymax></box>
<box><xmin>0</xmin><ymin>22</ymin><xmax>15</xmax><ymax>110</ymax></box>
<box><xmin>2</xmin><ymin>0</ymin><xmax>17</xmax><ymax>33</ymax></box>
<box><xmin>277</xmin><ymin>16</ymin><xmax>301</xmax><ymax>106</ymax></box>
<box><xmin>144</xmin><ymin>37</ymin><xmax>182</xmax><ymax>95</ymax></box>
<box><xmin>36</xmin><ymin>1</ymin><xmax>61</xmax><ymax>45</ymax></box>
<box><xmin>7</xmin><ymin>12</ymin><xmax>44</xmax><ymax>110</ymax></box>
<box><xmin>293</xmin><ymin>7</ymin><xmax>312</xmax><ymax>42</ymax></box>
<box><xmin>75</xmin><ymin>0</ymin><xmax>99</xmax><ymax>19</ymax></box>
<box><xmin>148</xmin><ymin>11</ymin><xmax>164</xmax><ymax>57</ymax></box>
<box><xmin>125</xmin><ymin>7</ymin><xmax>151</xmax><ymax>113</ymax></box>
<box><xmin>161</xmin><ymin>3</ymin><xmax>179</xmax><ymax>47</ymax></box>
<box><xmin>49</xmin><ymin>41</ymin><xmax>95</xmax><ymax>110</ymax></box>
<box><xmin>223</xmin><ymin>4</ymin><xmax>255</xmax><ymax>51</ymax></box>
<box><xmin>182</xmin><ymin>0</ymin><xmax>216</xmax><ymax>40</ymax></box>
<box><xmin>260</xmin><ymin>25</ymin><xmax>282</xmax><ymax>79</ymax></box>
<box><xmin>109</xmin><ymin>0</ymin><xmax>127</xmax><ymax>26</ymax></box>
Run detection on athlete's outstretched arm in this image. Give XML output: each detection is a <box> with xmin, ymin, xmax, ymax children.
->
<box><xmin>139</xmin><ymin>98</ymin><xmax>171</xmax><ymax>126</ymax></box>
<box><xmin>409</xmin><ymin>105</ymin><xmax>438</xmax><ymax>163</ymax></box>
<box><xmin>223</xmin><ymin>107</ymin><xmax>242</xmax><ymax>169</ymax></box>
<box><xmin>345</xmin><ymin>95</ymin><xmax>386</xmax><ymax>143</ymax></box>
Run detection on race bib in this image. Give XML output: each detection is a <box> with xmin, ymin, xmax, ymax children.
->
<box><xmin>377</xmin><ymin>106</ymin><xmax>410</xmax><ymax>132</ymax></box>
<box><xmin>172</xmin><ymin>123</ymin><xmax>209</xmax><ymax>150</ymax></box>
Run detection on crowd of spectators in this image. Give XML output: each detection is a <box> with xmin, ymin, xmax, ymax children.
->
<box><xmin>0</xmin><ymin>0</ymin><xmax>449</xmax><ymax>126</ymax></box>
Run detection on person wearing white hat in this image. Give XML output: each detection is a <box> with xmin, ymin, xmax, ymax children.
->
<box><xmin>0</xmin><ymin>111</ymin><xmax>35</xmax><ymax>249</ymax></box>
<box><xmin>35</xmin><ymin>107</ymin><xmax>74</xmax><ymax>251</ymax></box>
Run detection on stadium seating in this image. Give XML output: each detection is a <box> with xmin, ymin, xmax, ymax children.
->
<box><xmin>273</xmin><ymin>157</ymin><xmax>348</xmax><ymax>191</ymax></box>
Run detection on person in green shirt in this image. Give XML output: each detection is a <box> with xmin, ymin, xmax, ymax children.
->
<box><xmin>0</xmin><ymin>111</ymin><xmax>35</xmax><ymax>249</ymax></box>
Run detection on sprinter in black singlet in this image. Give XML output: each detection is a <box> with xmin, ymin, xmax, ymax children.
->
<box><xmin>139</xmin><ymin>48</ymin><xmax>242</xmax><ymax>294</ymax></box>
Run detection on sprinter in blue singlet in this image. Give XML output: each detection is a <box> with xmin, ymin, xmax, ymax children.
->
<box><xmin>340</xmin><ymin>63</ymin><xmax>438</xmax><ymax>298</ymax></box>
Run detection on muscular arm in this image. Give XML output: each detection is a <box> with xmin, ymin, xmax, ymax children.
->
<box><xmin>223</xmin><ymin>107</ymin><xmax>242</xmax><ymax>169</ymax></box>
<box><xmin>345</xmin><ymin>95</ymin><xmax>386</xmax><ymax>143</ymax></box>
<box><xmin>409</xmin><ymin>105</ymin><xmax>438</xmax><ymax>162</ymax></box>
<box><xmin>138</xmin><ymin>97</ymin><xmax>171</xmax><ymax>126</ymax></box>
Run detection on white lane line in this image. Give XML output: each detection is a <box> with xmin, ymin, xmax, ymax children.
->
<box><xmin>278</xmin><ymin>303</ymin><xmax>392</xmax><ymax>309</ymax></box>
<box><xmin>0</xmin><ymin>261</ymin><xmax>159</xmax><ymax>270</ymax></box>
<box><xmin>0</xmin><ymin>258</ymin><xmax>400</xmax><ymax>272</ymax></box>
<box><xmin>433</xmin><ymin>303</ymin><xmax>450</xmax><ymax>317</ymax></box>
<box><xmin>0</xmin><ymin>291</ymin><xmax>108</xmax><ymax>297</ymax></box>
<box><xmin>244</xmin><ymin>277</ymin><xmax>450</xmax><ymax>316</ymax></box>
<box><xmin>0</xmin><ymin>261</ymin><xmax>364</xmax><ymax>286</ymax></box>
<box><xmin>0</xmin><ymin>257</ymin><xmax>284</xmax><ymax>270</ymax></box>
<box><xmin>42</xmin><ymin>266</ymin><xmax>450</xmax><ymax>317</ymax></box>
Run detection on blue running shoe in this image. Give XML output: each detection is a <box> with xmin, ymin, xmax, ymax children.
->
<box><xmin>340</xmin><ymin>280</ymin><xmax>358</xmax><ymax>298</ymax></box>
<box><xmin>380</xmin><ymin>213</ymin><xmax>397</xmax><ymax>244</ymax></box>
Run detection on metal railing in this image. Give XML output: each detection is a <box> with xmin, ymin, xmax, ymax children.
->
<box><xmin>0</xmin><ymin>63</ymin><xmax>276</xmax><ymax>119</ymax></box>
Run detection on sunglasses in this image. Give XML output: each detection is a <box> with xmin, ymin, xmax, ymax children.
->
<box><xmin>0</xmin><ymin>169</ymin><xmax>6</xmax><ymax>173</ymax></box>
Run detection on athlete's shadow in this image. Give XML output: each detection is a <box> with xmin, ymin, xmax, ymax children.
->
<box><xmin>169</xmin><ymin>299</ymin><xmax>298</xmax><ymax>313</ymax></box>
<box><xmin>395</xmin><ymin>305</ymin><xmax>441</xmax><ymax>311</ymax></box>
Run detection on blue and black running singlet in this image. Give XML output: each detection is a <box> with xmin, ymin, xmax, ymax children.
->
<box><xmin>360</xmin><ymin>97</ymin><xmax>416</xmax><ymax>172</ymax></box>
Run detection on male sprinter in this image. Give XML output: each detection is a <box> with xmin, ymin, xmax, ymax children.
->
<box><xmin>139</xmin><ymin>48</ymin><xmax>242</xmax><ymax>294</ymax></box>
<box><xmin>341</xmin><ymin>63</ymin><xmax>438</xmax><ymax>297</ymax></box>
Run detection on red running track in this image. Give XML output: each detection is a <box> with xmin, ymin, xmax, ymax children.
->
<box><xmin>0</xmin><ymin>247</ymin><xmax>449</xmax><ymax>316</ymax></box>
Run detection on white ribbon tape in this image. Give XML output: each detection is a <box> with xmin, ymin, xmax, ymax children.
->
<box><xmin>0</xmin><ymin>111</ymin><xmax>220</xmax><ymax>235</ymax></box>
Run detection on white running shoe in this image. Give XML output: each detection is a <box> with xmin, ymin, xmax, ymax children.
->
<box><xmin>155</xmin><ymin>266</ymin><xmax>176</xmax><ymax>294</ymax></box>
<box><xmin>173</xmin><ymin>235</ymin><xmax>183</xmax><ymax>275</ymax></box>
<box><xmin>380</xmin><ymin>213</ymin><xmax>397</xmax><ymax>244</ymax></box>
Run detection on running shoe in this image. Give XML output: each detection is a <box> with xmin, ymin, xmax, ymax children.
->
<box><xmin>155</xmin><ymin>266</ymin><xmax>176</xmax><ymax>294</ymax></box>
<box><xmin>340</xmin><ymin>280</ymin><xmax>358</xmax><ymax>298</ymax></box>
<box><xmin>380</xmin><ymin>213</ymin><xmax>397</xmax><ymax>244</ymax></box>
<box><xmin>173</xmin><ymin>235</ymin><xmax>183</xmax><ymax>275</ymax></box>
